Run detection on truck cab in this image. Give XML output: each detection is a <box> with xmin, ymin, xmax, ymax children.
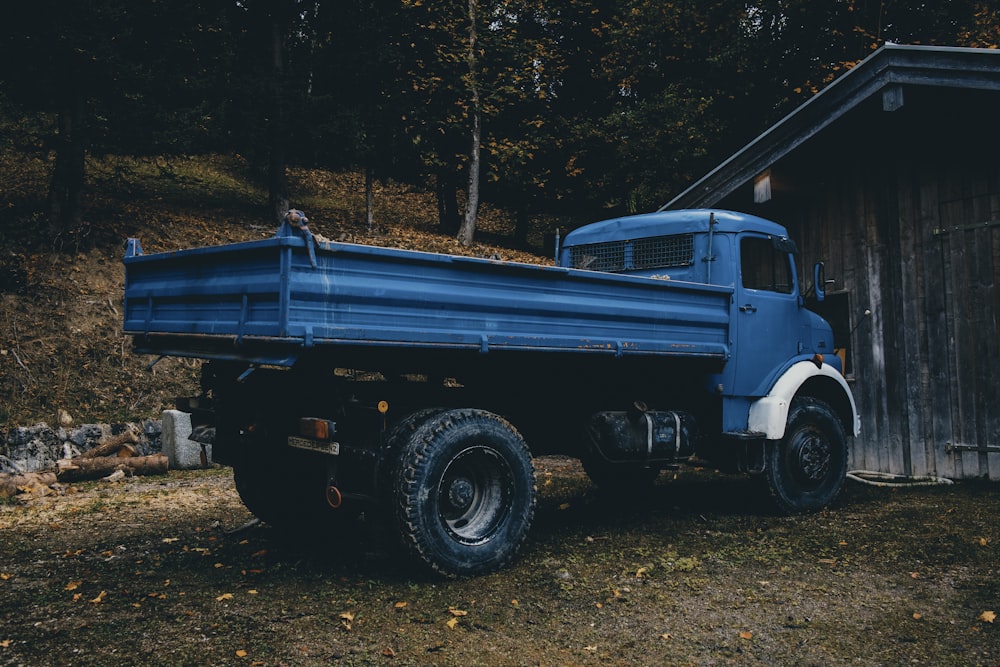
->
<box><xmin>560</xmin><ymin>209</ymin><xmax>859</xmax><ymax>504</ymax></box>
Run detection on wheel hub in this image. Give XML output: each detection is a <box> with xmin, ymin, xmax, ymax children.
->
<box><xmin>796</xmin><ymin>433</ymin><xmax>830</xmax><ymax>483</ymax></box>
<box><xmin>447</xmin><ymin>477</ymin><xmax>475</xmax><ymax>510</ymax></box>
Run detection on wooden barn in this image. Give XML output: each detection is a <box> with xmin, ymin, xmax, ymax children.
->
<box><xmin>665</xmin><ymin>44</ymin><xmax>1000</xmax><ymax>480</ymax></box>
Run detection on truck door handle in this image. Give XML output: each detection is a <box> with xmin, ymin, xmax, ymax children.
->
<box><xmin>739</xmin><ymin>304</ymin><xmax>757</xmax><ymax>313</ymax></box>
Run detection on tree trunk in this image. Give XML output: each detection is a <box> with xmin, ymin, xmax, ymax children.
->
<box><xmin>457</xmin><ymin>109</ymin><xmax>481</xmax><ymax>247</ymax></box>
<box><xmin>267</xmin><ymin>8</ymin><xmax>289</xmax><ymax>225</ymax></box>
<box><xmin>436</xmin><ymin>168</ymin><xmax>461</xmax><ymax>234</ymax></box>
<box><xmin>365</xmin><ymin>164</ymin><xmax>375</xmax><ymax>231</ymax></box>
<box><xmin>56</xmin><ymin>454</ymin><xmax>169</xmax><ymax>483</ymax></box>
<box><xmin>457</xmin><ymin>0</ymin><xmax>480</xmax><ymax>247</ymax></box>
<box><xmin>47</xmin><ymin>95</ymin><xmax>85</xmax><ymax>236</ymax></box>
<box><xmin>0</xmin><ymin>472</ymin><xmax>58</xmax><ymax>499</ymax></box>
<box><xmin>514</xmin><ymin>202</ymin><xmax>530</xmax><ymax>247</ymax></box>
<box><xmin>79</xmin><ymin>430</ymin><xmax>140</xmax><ymax>459</ymax></box>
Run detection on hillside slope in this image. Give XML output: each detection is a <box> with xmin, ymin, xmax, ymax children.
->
<box><xmin>0</xmin><ymin>153</ymin><xmax>551</xmax><ymax>425</ymax></box>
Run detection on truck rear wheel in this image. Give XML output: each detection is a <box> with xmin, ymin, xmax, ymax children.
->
<box><xmin>763</xmin><ymin>397</ymin><xmax>847</xmax><ymax>514</ymax></box>
<box><xmin>393</xmin><ymin>409</ymin><xmax>536</xmax><ymax>577</ymax></box>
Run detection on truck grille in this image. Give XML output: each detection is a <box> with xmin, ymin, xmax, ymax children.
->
<box><xmin>569</xmin><ymin>234</ymin><xmax>694</xmax><ymax>273</ymax></box>
<box><xmin>569</xmin><ymin>240</ymin><xmax>626</xmax><ymax>272</ymax></box>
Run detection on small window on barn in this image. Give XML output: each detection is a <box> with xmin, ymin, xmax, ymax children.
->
<box><xmin>741</xmin><ymin>236</ymin><xmax>793</xmax><ymax>294</ymax></box>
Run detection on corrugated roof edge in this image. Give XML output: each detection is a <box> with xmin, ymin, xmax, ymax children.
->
<box><xmin>661</xmin><ymin>44</ymin><xmax>1000</xmax><ymax>211</ymax></box>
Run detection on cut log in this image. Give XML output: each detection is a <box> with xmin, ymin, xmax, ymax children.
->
<box><xmin>79</xmin><ymin>430</ymin><xmax>140</xmax><ymax>459</ymax></box>
<box><xmin>0</xmin><ymin>472</ymin><xmax>59</xmax><ymax>499</ymax></box>
<box><xmin>56</xmin><ymin>454</ymin><xmax>168</xmax><ymax>482</ymax></box>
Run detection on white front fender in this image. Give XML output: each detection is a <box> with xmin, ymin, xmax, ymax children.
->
<box><xmin>747</xmin><ymin>361</ymin><xmax>860</xmax><ymax>439</ymax></box>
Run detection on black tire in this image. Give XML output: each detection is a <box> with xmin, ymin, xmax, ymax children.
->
<box><xmin>376</xmin><ymin>408</ymin><xmax>446</xmax><ymax>501</ymax></box>
<box><xmin>763</xmin><ymin>397</ymin><xmax>847</xmax><ymax>514</ymax></box>
<box><xmin>394</xmin><ymin>409</ymin><xmax>536</xmax><ymax>577</ymax></box>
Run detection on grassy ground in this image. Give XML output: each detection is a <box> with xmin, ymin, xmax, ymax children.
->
<box><xmin>2</xmin><ymin>150</ymin><xmax>997</xmax><ymax>666</ymax></box>
<box><xmin>0</xmin><ymin>459</ymin><xmax>997</xmax><ymax>666</ymax></box>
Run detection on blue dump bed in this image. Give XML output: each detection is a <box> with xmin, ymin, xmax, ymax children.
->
<box><xmin>123</xmin><ymin>227</ymin><xmax>733</xmax><ymax>367</ymax></box>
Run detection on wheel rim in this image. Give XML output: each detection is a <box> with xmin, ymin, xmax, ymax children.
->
<box><xmin>437</xmin><ymin>446</ymin><xmax>513</xmax><ymax>545</ymax></box>
<box><xmin>786</xmin><ymin>426</ymin><xmax>832</xmax><ymax>490</ymax></box>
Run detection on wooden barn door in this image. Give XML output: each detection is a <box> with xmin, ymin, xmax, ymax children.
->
<box><xmin>935</xmin><ymin>199</ymin><xmax>1000</xmax><ymax>480</ymax></box>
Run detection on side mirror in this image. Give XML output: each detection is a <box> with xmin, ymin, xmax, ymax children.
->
<box><xmin>813</xmin><ymin>262</ymin><xmax>826</xmax><ymax>302</ymax></box>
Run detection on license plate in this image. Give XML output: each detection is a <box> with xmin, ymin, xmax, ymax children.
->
<box><xmin>287</xmin><ymin>436</ymin><xmax>340</xmax><ymax>456</ymax></box>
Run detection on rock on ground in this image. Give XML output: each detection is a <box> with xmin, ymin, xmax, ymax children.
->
<box><xmin>1</xmin><ymin>420</ymin><xmax>162</xmax><ymax>474</ymax></box>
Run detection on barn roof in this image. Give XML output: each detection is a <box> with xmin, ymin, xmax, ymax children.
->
<box><xmin>662</xmin><ymin>44</ymin><xmax>1000</xmax><ymax>210</ymax></box>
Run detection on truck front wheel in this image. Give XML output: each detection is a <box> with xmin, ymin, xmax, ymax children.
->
<box><xmin>394</xmin><ymin>409</ymin><xmax>536</xmax><ymax>577</ymax></box>
<box><xmin>763</xmin><ymin>397</ymin><xmax>847</xmax><ymax>514</ymax></box>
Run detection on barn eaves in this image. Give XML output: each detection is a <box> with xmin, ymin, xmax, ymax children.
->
<box><xmin>662</xmin><ymin>44</ymin><xmax>1000</xmax><ymax>211</ymax></box>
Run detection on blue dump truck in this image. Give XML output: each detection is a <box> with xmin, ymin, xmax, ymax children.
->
<box><xmin>123</xmin><ymin>208</ymin><xmax>859</xmax><ymax>576</ymax></box>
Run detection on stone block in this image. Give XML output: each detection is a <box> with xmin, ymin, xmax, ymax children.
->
<box><xmin>162</xmin><ymin>410</ymin><xmax>211</xmax><ymax>469</ymax></box>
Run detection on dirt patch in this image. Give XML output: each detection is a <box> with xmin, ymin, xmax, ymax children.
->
<box><xmin>0</xmin><ymin>459</ymin><xmax>997</xmax><ymax>666</ymax></box>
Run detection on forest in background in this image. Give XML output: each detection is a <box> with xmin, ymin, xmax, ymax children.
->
<box><xmin>2</xmin><ymin>0</ymin><xmax>999</xmax><ymax>248</ymax></box>
<box><xmin>0</xmin><ymin>2</ymin><xmax>999</xmax><ymax>425</ymax></box>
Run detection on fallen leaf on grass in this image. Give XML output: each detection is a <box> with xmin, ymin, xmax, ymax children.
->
<box><xmin>446</xmin><ymin>617</ymin><xmax>459</xmax><ymax>630</ymax></box>
<box><xmin>1</xmin><ymin>640</ymin><xmax>11</xmax><ymax>648</ymax></box>
<box><xmin>558</xmin><ymin>503</ymin><xmax>571</xmax><ymax>510</ymax></box>
<box><xmin>979</xmin><ymin>610</ymin><xmax>996</xmax><ymax>623</ymax></box>
<box><xmin>448</xmin><ymin>607</ymin><xmax>468</xmax><ymax>616</ymax></box>
<box><xmin>65</xmin><ymin>581</ymin><xmax>82</xmax><ymax>591</ymax></box>
<box><xmin>340</xmin><ymin>612</ymin><xmax>354</xmax><ymax>630</ymax></box>
<box><xmin>382</xmin><ymin>647</ymin><xmax>397</xmax><ymax>657</ymax></box>
<box><xmin>660</xmin><ymin>633</ymin><xmax>672</xmax><ymax>640</ymax></box>
<box><xmin>394</xmin><ymin>601</ymin><xmax>408</xmax><ymax>609</ymax></box>
<box><xmin>739</xmin><ymin>631</ymin><xmax>753</xmax><ymax>640</ymax></box>
<box><xmin>235</xmin><ymin>649</ymin><xmax>248</xmax><ymax>658</ymax></box>
<box><xmin>0</xmin><ymin>573</ymin><xmax>12</xmax><ymax>581</ymax></box>
<box><xmin>90</xmin><ymin>591</ymin><xmax>107</xmax><ymax>604</ymax></box>
<box><xmin>216</xmin><ymin>593</ymin><xmax>234</xmax><ymax>601</ymax></box>
<box><xmin>912</xmin><ymin>613</ymin><xmax>923</xmax><ymax>620</ymax></box>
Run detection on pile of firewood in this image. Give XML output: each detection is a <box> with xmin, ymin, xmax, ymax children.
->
<box><xmin>0</xmin><ymin>428</ymin><xmax>168</xmax><ymax>500</ymax></box>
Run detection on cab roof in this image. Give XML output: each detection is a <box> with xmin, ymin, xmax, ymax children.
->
<box><xmin>563</xmin><ymin>209</ymin><xmax>788</xmax><ymax>247</ymax></box>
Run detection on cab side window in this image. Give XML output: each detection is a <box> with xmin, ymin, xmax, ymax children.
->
<box><xmin>741</xmin><ymin>236</ymin><xmax>793</xmax><ymax>294</ymax></box>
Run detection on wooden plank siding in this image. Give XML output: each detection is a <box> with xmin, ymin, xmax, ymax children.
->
<box><xmin>754</xmin><ymin>152</ymin><xmax>1000</xmax><ymax>480</ymax></box>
